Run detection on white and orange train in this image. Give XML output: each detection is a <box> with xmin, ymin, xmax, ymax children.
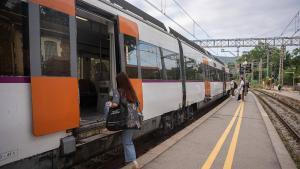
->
<box><xmin>0</xmin><ymin>0</ymin><xmax>231</xmax><ymax>168</ymax></box>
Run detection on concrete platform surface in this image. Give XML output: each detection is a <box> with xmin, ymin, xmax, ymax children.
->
<box><xmin>136</xmin><ymin>94</ymin><xmax>296</xmax><ymax>169</ymax></box>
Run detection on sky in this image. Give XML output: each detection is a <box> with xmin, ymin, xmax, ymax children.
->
<box><xmin>125</xmin><ymin>0</ymin><xmax>300</xmax><ymax>57</ymax></box>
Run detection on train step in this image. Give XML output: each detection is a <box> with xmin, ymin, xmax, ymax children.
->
<box><xmin>76</xmin><ymin>130</ymin><xmax>120</xmax><ymax>146</ymax></box>
<box><xmin>74</xmin><ymin>121</ymin><xmax>107</xmax><ymax>141</ymax></box>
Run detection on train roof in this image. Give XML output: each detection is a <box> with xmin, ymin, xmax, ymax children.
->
<box><xmin>169</xmin><ymin>28</ymin><xmax>224</xmax><ymax>66</ymax></box>
<box><xmin>212</xmin><ymin>56</ymin><xmax>225</xmax><ymax>66</ymax></box>
<box><xmin>169</xmin><ymin>28</ymin><xmax>207</xmax><ymax>54</ymax></box>
<box><xmin>109</xmin><ymin>0</ymin><xmax>167</xmax><ymax>31</ymax></box>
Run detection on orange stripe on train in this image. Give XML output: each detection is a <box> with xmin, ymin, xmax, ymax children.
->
<box><xmin>30</xmin><ymin>0</ymin><xmax>75</xmax><ymax>16</ymax></box>
<box><xmin>119</xmin><ymin>16</ymin><xmax>139</xmax><ymax>38</ymax></box>
<box><xmin>129</xmin><ymin>78</ymin><xmax>143</xmax><ymax>112</ymax></box>
<box><xmin>31</xmin><ymin>76</ymin><xmax>80</xmax><ymax>136</ymax></box>
<box><xmin>205</xmin><ymin>80</ymin><xmax>211</xmax><ymax>97</ymax></box>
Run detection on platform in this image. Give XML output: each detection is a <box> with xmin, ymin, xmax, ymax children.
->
<box><xmin>123</xmin><ymin>93</ymin><xmax>297</xmax><ymax>169</ymax></box>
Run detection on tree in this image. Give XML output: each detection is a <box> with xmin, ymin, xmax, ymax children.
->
<box><xmin>236</xmin><ymin>43</ymin><xmax>299</xmax><ymax>85</ymax></box>
<box><xmin>291</xmin><ymin>48</ymin><xmax>300</xmax><ymax>75</ymax></box>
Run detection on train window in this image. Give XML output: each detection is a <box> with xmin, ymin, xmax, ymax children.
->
<box><xmin>0</xmin><ymin>1</ymin><xmax>29</xmax><ymax>76</ymax></box>
<box><xmin>198</xmin><ymin>63</ymin><xmax>205</xmax><ymax>81</ymax></box>
<box><xmin>139</xmin><ymin>41</ymin><xmax>162</xmax><ymax>79</ymax></box>
<box><xmin>161</xmin><ymin>48</ymin><xmax>180</xmax><ymax>80</ymax></box>
<box><xmin>227</xmin><ymin>73</ymin><xmax>229</xmax><ymax>81</ymax></box>
<box><xmin>216</xmin><ymin>69</ymin><xmax>220</xmax><ymax>81</ymax></box>
<box><xmin>215</xmin><ymin>68</ymin><xmax>219</xmax><ymax>81</ymax></box>
<box><xmin>124</xmin><ymin>35</ymin><xmax>138</xmax><ymax>78</ymax></box>
<box><xmin>209</xmin><ymin>66</ymin><xmax>214</xmax><ymax>81</ymax></box>
<box><xmin>185</xmin><ymin>57</ymin><xmax>203</xmax><ymax>81</ymax></box>
<box><xmin>40</xmin><ymin>6</ymin><xmax>70</xmax><ymax>76</ymax></box>
<box><xmin>220</xmin><ymin>70</ymin><xmax>224</xmax><ymax>81</ymax></box>
<box><xmin>213</xmin><ymin>67</ymin><xmax>217</xmax><ymax>81</ymax></box>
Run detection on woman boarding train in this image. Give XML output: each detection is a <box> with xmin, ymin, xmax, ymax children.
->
<box><xmin>104</xmin><ymin>72</ymin><xmax>141</xmax><ymax>169</ymax></box>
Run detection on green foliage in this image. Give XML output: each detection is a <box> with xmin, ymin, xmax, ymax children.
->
<box><xmin>291</xmin><ymin>48</ymin><xmax>300</xmax><ymax>75</ymax></box>
<box><xmin>236</xmin><ymin>43</ymin><xmax>299</xmax><ymax>85</ymax></box>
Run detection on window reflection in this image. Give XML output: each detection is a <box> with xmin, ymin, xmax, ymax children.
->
<box><xmin>0</xmin><ymin>0</ymin><xmax>29</xmax><ymax>76</ymax></box>
<box><xmin>185</xmin><ymin>56</ymin><xmax>203</xmax><ymax>81</ymax></box>
<box><xmin>161</xmin><ymin>48</ymin><xmax>180</xmax><ymax>80</ymax></box>
<box><xmin>40</xmin><ymin>6</ymin><xmax>70</xmax><ymax>76</ymax></box>
<box><xmin>124</xmin><ymin>35</ymin><xmax>138</xmax><ymax>78</ymax></box>
<box><xmin>139</xmin><ymin>41</ymin><xmax>162</xmax><ymax>80</ymax></box>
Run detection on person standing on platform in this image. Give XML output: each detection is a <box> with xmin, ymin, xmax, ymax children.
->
<box><xmin>238</xmin><ymin>77</ymin><xmax>245</xmax><ymax>101</ymax></box>
<box><xmin>230</xmin><ymin>80</ymin><xmax>235</xmax><ymax>98</ymax></box>
<box><xmin>244</xmin><ymin>80</ymin><xmax>248</xmax><ymax>96</ymax></box>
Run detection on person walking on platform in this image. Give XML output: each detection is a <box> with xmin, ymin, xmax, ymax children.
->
<box><xmin>104</xmin><ymin>72</ymin><xmax>141</xmax><ymax>169</ymax></box>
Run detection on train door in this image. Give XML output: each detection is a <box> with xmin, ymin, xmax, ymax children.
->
<box><xmin>76</xmin><ymin>9</ymin><xmax>116</xmax><ymax>125</ymax></box>
<box><xmin>204</xmin><ymin>59</ymin><xmax>211</xmax><ymax>99</ymax></box>
<box><xmin>28</xmin><ymin>1</ymin><xmax>80</xmax><ymax>136</ymax></box>
<box><xmin>222</xmin><ymin>67</ymin><xmax>226</xmax><ymax>94</ymax></box>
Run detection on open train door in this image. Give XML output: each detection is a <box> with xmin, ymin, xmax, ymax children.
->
<box><xmin>75</xmin><ymin>5</ymin><xmax>118</xmax><ymax>125</ymax></box>
<box><xmin>28</xmin><ymin>0</ymin><xmax>79</xmax><ymax>136</ymax></box>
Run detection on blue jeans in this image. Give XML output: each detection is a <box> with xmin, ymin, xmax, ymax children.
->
<box><xmin>122</xmin><ymin>129</ymin><xmax>137</xmax><ymax>162</ymax></box>
<box><xmin>103</xmin><ymin>104</ymin><xmax>110</xmax><ymax>119</ymax></box>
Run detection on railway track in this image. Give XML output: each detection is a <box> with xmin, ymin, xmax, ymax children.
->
<box><xmin>252</xmin><ymin>89</ymin><xmax>300</xmax><ymax>168</ymax></box>
<box><xmin>253</xmin><ymin>89</ymin><xmax>300</xmax><ymax>140</ymax></box>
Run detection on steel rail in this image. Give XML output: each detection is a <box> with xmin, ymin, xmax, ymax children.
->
<box><xmin>255</xmin><ymin>90</ymin><xmax>300</xmax><ymax>114</ymax></box>
<box><xmin>253</xmin><ymin>90</ymin><xmax>300</xmax><ymax>141</ymax></box>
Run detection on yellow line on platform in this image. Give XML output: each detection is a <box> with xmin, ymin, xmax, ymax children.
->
<box><xmin>201</xmin><ymin>102</ymin><xmax>242</xmax><ymax>169</ymax></box>
<box><xmin>223</xmin><ymin>102</ymin><xmax>245</xmax><ymax>169</ymax></box>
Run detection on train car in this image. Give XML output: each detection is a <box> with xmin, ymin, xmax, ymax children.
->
<box><xmin>0</xmin><ymin>0</ymin><xmax>230</xmax><ymax>168</ymax></box>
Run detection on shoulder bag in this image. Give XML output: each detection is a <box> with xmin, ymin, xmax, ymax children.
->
<box><xmin>126</xmin><ymin>102</ymin><xmax>143</xmax><ymax>129</ymax></box>
<box><xmin>106</xmin><ymin>97</ymin><xmax>128</xmax><ymax>131</ymax></box>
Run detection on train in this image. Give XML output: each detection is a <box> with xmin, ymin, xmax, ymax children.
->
<box><xmin>0</xmin><ymin>0</ymin><xmax>231</xmax><ymax>168</ymax></box>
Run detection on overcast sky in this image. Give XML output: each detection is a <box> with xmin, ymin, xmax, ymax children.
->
<box><xmin>125</xmin><ymin>0</ymin><xmax>300</xmax><ymax>56</ymax></box>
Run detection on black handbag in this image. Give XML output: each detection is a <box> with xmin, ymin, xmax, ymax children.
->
<box><xmin>106</xmin><ymin>98</ymin><xmax>128</xmax><ymax>131</ymax></box>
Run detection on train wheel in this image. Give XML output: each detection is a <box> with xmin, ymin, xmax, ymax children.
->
<box><xmin>186</xmin><ymin>106</ymin><xmax>194</xmax><ymax>120</ymax></box>
<box><xmin>173</xmin><ymin>110</ymin><xmax>183</xmax><ymax>127</ymax></box>
<box><xmin>160</xmin><ymin>112</ymin><xmax>175</xmax><ymax>135</ymax></box>
<box><xmin>176</xmin><ymin>110</ymin><xmax>185</xmax><ymax>125</ymax></box>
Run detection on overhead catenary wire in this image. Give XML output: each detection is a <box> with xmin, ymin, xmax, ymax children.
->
<box><xmin>143</xmin><ymin>0</ymin><xmax>196</xmax><ymax>40</ymax></box>
<box><xmin>141</xmin><ymin>0</ymin><xmax>217</xmax><ymax>55</ymax></box>
<box><xmin>171</xmin><ymin>0</ymin><xmax>212</xmax><ymax>39</ymax></box>
<box><xmin>280</xmin><ymin>10</ymin><xmax>300</xmax><ymax>37</ymax></box>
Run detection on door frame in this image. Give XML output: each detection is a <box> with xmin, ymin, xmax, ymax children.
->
<box><xmin>76</xmin><ymin>8</ymin><xmax>117</xmax><ymax>89</ymax></box>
